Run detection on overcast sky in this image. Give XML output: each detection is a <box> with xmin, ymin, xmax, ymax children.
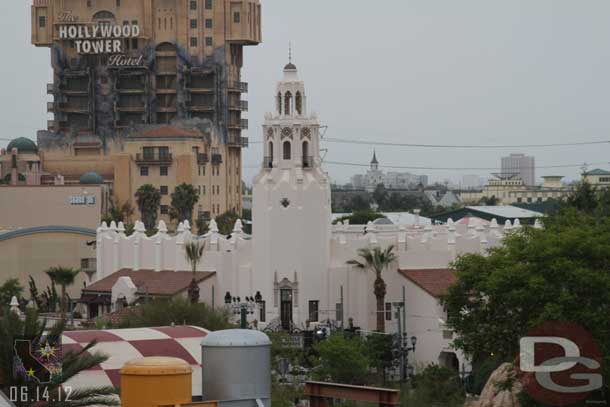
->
<box><xmin>3</xmin><ymin>1</ymin><xmax>610</xmax><ymax>186</ymax></box>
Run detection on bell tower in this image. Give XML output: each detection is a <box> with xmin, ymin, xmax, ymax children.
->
<box><xmin>252</xmin><ymin>59</ymin><xmax>331</xmax><ymax>329</ymax></box>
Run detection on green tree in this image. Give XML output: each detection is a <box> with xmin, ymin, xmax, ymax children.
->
<box><xmin>102</xmin><ymin>199</ymin><xmax>134</xmax><ymax>224</ymax></box>
<box><xmin>313</xmin><ymin>333</ymin><xmax>369</xmax><ymax>385</ymax></box>
<box><xmin>0</xmin><ymin>309</ymin><xmax>118</xmax><ymax>407</ymax></box>
<box><xmin>365</xmin><ymin>333</ymin><xmax>397</xmax><ymax>385</ymax></box>
<box><xmin>215</xmin><ymin>210</ymin><xmax>241</xmax><ymax>235</ymax></box>
<box><xmin>566</xmin><ymin>180</ymin><xmax>599</xmax><ymax>214</ymax></box>
<box><xmin>112</xmin><ymin>297</ymin><xmax>232</xmax><ymax>331</ymax></box>
<box><xmin>45</xmin><ymin>267</ymin><xmax>80</xmax><ymax>320</ymax></box>
<box><xmin>332</xmin><ymin>209</ymin><xmax>386</xmax><ymax>225</ymax></box>
<box><xmin>135</xmin><ymin>184</ymin><xmax>161</xmax><ymax>231</ymax></box>
<box><xmin>404</xmin><ymin>364</ymin><xmax>465</xmax><ymax>407</ymax></box>
<box><xmin>349</xmin><ymin>194</ymin><xmax>372</xmax><ymax>211</ymax></box>
<box><xmin>170</xmin><ymin>183</ymin><xmax>199</xmax><ymax>223</ymax></box>
<box><xmin>347</xmin><ymin>246</ymin><xmax>397</xmax><ymax>332</ymax></box>
<box><xmin>373</xmin><ymin>184</ymin><xmax>388</xmax><ymax>207</ymax></box>
<box><xmin>442</xmin><ymin>208</ymin><xmax>610</xmax><ymax>402</ymax></box>
<box><xmin>0</xmin><ymin>278</ymin><xmax>23</xmax><ymax>308</ymax></box>
<box><xmin>184</xmin><ymin>240</ymin><xmax>205</xmax><ymax>304</ymax></box>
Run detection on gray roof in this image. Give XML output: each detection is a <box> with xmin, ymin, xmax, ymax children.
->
<box><xmin>201</xmin><ymin>329</ymin><xmax>271</xmax><ymax>347</ymax></box>
<box><xmin>584</xmin><ymin>168</ymin><xmax>610</xmax><ymax>176</ymax></box>
<box><xmin>465</xmin><ymin>206</ymin><xmax>543</xmax><ymax>218</ymax></box>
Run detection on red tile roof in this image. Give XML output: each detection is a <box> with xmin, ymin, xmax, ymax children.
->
<box><xmin>128</xmin><ymin>125</ymin><xmax>202</xmax><ymax>139</ymax></box>
<box><xmin>82</xmin><ymin>269</ymin><xmax>215</xmax><ymax>296</ymax></box>
<box><xmin>398</xmin><ymin>268</ymin><xmax>456</xmax><ymax>298</ymax></box>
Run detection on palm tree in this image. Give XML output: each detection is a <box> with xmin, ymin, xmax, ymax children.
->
<box><xmin>45</xmin><ymin>267</ymin><xmax>80</xmax><ymax>320</ymax></box>
<box><xmin>347</xmin><ymin>245</ymin><xmax>397</xmax><ymax>332</ymax></box>
<box><xmin>135</xmin><ymin>184</ymin><xmax>161</xmax><ymax>231</ymax></box>
<box><xmin>184</xmin><ymin>240</ymin><xmax>205</xmax><ymax>304</ymax></box>
<box><xmin>0</xmin><ymin>309</ymin><xmax>119</xmax><ymax>406</ymax></box>
<box><xmin>170</xmin><ymin>183</ymin><xmax>199</xmax><ymax>224</ymax></box>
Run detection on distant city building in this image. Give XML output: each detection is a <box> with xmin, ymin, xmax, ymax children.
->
<box><xmin>501</xmin><ymin>153</ymin><xmax>535</xmax><ymax>186</ymax></box>
<box><xmin>460</xmin><ymin>174</ymin><xmax>572</xmax><ymax>205</ymax></box>
<box><xmin>461</xmin><ymin>174</ymin><xmax>486</xmax><ymax>190</ymax></box>
<box><xmin>349</xmin><ymin>151</ymin><xmax>428</xmax><ymax>192</ymax></box>
<box><xmin>582</xmin><ymin>169</ymin><xmax>610</xmax><ymax>188</ymax></box>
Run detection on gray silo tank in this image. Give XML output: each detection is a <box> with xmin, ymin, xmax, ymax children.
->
<box><xmin>201</xmin><ymin>329</ymin><xmax>271</xmax><ymax>407</ymax></box>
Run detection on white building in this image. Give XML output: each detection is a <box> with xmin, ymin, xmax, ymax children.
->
<box><xmin>93</xmin><ymin>62</ymin><xmax>526</xmax><ymax>374</ymax></box>
<box><xmin>350</xmin><ymin>152</ymin><xmax>428</xmax><ymax>192</ymax></box>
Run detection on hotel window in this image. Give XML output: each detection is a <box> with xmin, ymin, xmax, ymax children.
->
<box><xmin>160</xmin><ymin>186</ymin><xmax>168</xmax><ymax>195</ymax></box>
<box><xmin>202</xmin><ymin>185</ymin><xmax>206</xmax><ymax>195</ymax></box>
<box><xmin>190</xmin><ymin>0</ymin><xmax>197</xmax><ymax>10</ymax></box>
<box><xmin>205</xmin><ymin>0</ymin><xmax>213</xmax><ymax>9</ymax></box>
<box><xmin>159</xmin><ymin>146</ymin><xmax>169</xmax><ymax>159</ymax></box>
<box><xmin>385</xmin><ymin>303</ymin><xmax>392</xmax><ymax>321</ymax></box>
<box><xmin>190</xmin><ymin>37</ymin><xmax>198</xmax><ymax>47</ymax></box>
<box><xmin>39</xmin><ymin>16</ymin><xmax>46</xmax><ymax>28</ymax></box>
<box><xmin>116</xmin><ymin>0</ymin><xmax>121</xmax><ymax>6</ymax></box>
<box><xmin>132</xmin><ymin>38</ymin><xmax>138</xmax><ymax>50</ymax></box>
<box><xmin>308</xmin><ymin>301</ymin><xmax>319</xmax><ymax>322</ymax></box>
<box><xmin>259</xmin><ymin>301</ymin><xmax>266</xmax><ymax>322</ymax></box>
<box><xmin>205</xmin><ymin>19</ymin><xmax>213</xmax><ymax>28</ymax></box>
<box><xmin>87</xmin><ymin>0</ymin><xmax>92</xmax><ymax>7</ymax></box>
<box><xmin>233</xmin><ymin>12</ymin><xmax>240</xmax><ymax>23</ymax></box>
<box><xmin>160</xmin><ymin>166</ymin><xmax>168</xmax><ymax>176</ymax></box>
<box><xmin>160</xmin><ymin>205</ymin><xmax>169</xmax><ymax>215</ymax></box>
<box><xmin>190</xmin><ymin>19</ymin><xmax>198</xmax><ymax>29</ymax></box>
<box><xmin>205</xmin><ymin>37</ymin><xmax>213</xmax><ymax>46</ymax></box>
<box><xmin>140</xmin><ymin>166</ymin><xmax>149</xmax><ymax>176</ymax></box>
<box><xmin>143</xmin><ymin>146</ymin><xmax>154</xmax><ymax>159</ymax></box>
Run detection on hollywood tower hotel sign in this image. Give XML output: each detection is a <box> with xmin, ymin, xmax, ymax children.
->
<box><xmin>57</xmin><ymin>12</ymin><xmax>142</xmax><ymax>66</ymax></box>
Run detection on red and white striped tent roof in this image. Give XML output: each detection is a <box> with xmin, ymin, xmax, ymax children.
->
<box><xmin>61</xmin><ymin>326</ymin><xmax>208</xmax><ymax>396</ymax></box>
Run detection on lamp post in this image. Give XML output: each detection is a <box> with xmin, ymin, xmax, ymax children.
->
<box><xmin>224</xmin><ymin>291</ymin><xmax>263</xmax><ymax>329</ymax></box>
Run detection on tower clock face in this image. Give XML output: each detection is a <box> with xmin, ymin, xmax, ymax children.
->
<box><xmin>281</xmin><ymin>127</ymin><xmax>293</xmax><ymax>137</ymax></box>
<box><xmin>302</xmin><ymin>127</ymin><xmax>311</xmax><ymax>138</ymax></box>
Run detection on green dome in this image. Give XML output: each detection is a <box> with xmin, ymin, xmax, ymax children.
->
<box><xmin>6</xmin><ymin>137</ymin><xmax>37</xmax><ymax>153</ymax></box>
<box><xmin>80</xmin><ymin>172</ymin><xmax>103</xmax><ymax>185</ymax></box>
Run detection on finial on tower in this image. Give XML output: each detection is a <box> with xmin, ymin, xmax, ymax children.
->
<box><xmin>284</xmin><ymin>42</ymin><xmax>297</xmax><ymax>71</ymax></box>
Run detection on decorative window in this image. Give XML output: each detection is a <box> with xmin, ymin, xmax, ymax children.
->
<box><xmin>38</xmin><ymin>16</ymin><xmax>46</xmax><ymax>28</ymax></box>
<box><xmin>190</xmin><ymin>19</ymin><xmax>197</xmax><ymax>28</ymax></box>
<box><xmin>160</xmin><ymin>186</ymin><xmax>168</xmax><ymax>195</ymax></box>
<box><xmin>190</xmin><ymin>0</ymin><xmax>197</xmax><ymax>10</ymax></box>
<box><xmin>160</xmin><ymin>166</ymin><xmax>168</xmax><ymax>176</ymax></box>
<box><xmin>205</xmin><ymin>37</ymin><xmax>213</xmax><ymax>46</ymax></box>
<box><xmin>308</xmin><ymin>300</ymin><xmax>319</xmax><ymax>322</ymax></box>
<box><xmin>205</xmin><ymin>19</ymin><xmax>213</xmax><ymax>28</ymax></box>
<box><xmin>277</xmin><ymin>92</ymin><xmax>282</xmax><ymax>115</ymax></box>
<box><xmin>205</xmin><ymin>0</ymin><xmax>213</xmax><ymax>9</ymax></box>
<box><xmin>284</xmin><ymin>91</ymin><xmax>292</xmax><ymax>115</ymax></box>
<box><xmin>233</xmin><ymin>12</ymin><xmax>241</xmax><ymax>23</ymax></box>
<box><xmin>295</xmin><ymin>91</ymin><xmax>302</xmax><ymax>115</ymax></box>
<box><xmin>160</xmin><ymin>205</ymin><xmax>169</xmax><ymax>214</ymax></box>
<box><xmin>140</xmin><ymin>166</ymin><xmax>149</xmax><ymax>176</ymax></box>
<box><xmin>190</xmin><ymin>37</ymin><xmax>198</xmax><ymax>47</ymax></box>
<box><xmin>385</xmin><ymin>303</ymin><xmax>392</xmax><ymax>321</ymax></box>
<box><xmin>282</xmin><ymin>141</ymin><xmax>291</xmax><ymax>160</ymax></box>
<box><xmin>280</xmin><ymin>198</ymin><xmax>290</xmax><ymax>208</ymax></box>
<box><xmin>116</xmin><ymin>0</ymin><xmax>121</xmax><ymax>6</ymax></box>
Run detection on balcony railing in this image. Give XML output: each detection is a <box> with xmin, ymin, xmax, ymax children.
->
<box><xmin>229</xmin><ymin>81</ymin><xmax>248</xmax><ymax>93</ymax></box>
<box><xmin>47</xmin><ymin>102</ymin><xmax>55</xmax><ymax>112</ymax></box>
<box><xmin>241</xmin><ymin>137</ymin><xmax>249</xmax><ymax>148</ymax></box>
<box><xmin>302</xmin><ymin>156</ymin><xmax>314</xmax><ymax>169</ymax></box>
<box><xmin>240</xmin><ymin>119</ymin><xmax>248</xmax><ymax>129</ymax></box>
<box><xmin>46</xmin><ymin>83</ymin><xmax>56</xmax><ymax>94</ymax></box>
<box><xmin>263</xmin><ymin>156</ymin><xmax>273</xmax><ymax>169</ymax></box>
<box><xmin>135</xmin><ymin>153</ymin><xmax>173</xmax><ymax>164</ymax></box>
<box><xmin>240</xmin><ymin>100</ymin><xmax>248</xmax><ymax>111</ymax></box>
<box><xmin>197</xmin><ymin>153</ymin><xmax>209</xmax><ymax>165</ymax></box>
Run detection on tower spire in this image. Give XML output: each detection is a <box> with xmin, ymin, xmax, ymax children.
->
<box><xmin>289</xmin><ymin>41</ymin><xmax>292</xmax><ymax>64</ymax></box>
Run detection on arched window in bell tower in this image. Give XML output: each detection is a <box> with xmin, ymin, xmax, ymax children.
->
<box><xmin>284</xmin><ymin>91</ymin><xmax>292</xmax><ymax>116</ymax></box>
<box><xmin>277</xmin><ymin>92</ymin><xmax>282</xmax><ymax>115</ymax></box>
<box><xmin>268</xmin><ymin>141</ymin><xmax>274</xmax><ymax>168</ymax></box>
<box><xmin>302</xmin><ymin>140</ymin><xmax>310</xmax><ymax>168</ymax></box>
<box><xmin>295</xmin><ymin>91</ymin><xmax>302</xmax><ymax>115</ymax></box>
<box><xmin>283</xmin><ymin>141</ymin><xmax>291</xmax><ymax>160</ymax></box>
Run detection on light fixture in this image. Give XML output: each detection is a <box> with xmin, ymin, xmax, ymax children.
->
<box><xmin>254</xmin><ymin>291</ymin><xmax>262</xmax><ymax>303</ymax></box>
<box><xmin>224</xmin><ymin>292</ymin><xmax>232</xmax><ymax>304</ymax></box>
<box><xmin>410</xmin><ymin>336</ymin><xmax>417</xmax><ymax>349</ymax></box>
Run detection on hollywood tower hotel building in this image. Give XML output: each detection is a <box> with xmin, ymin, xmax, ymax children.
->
<box><xmin>30</xmin><ymin>0</ymin><xmax>261</xmax><ymax>221</ymax></box>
